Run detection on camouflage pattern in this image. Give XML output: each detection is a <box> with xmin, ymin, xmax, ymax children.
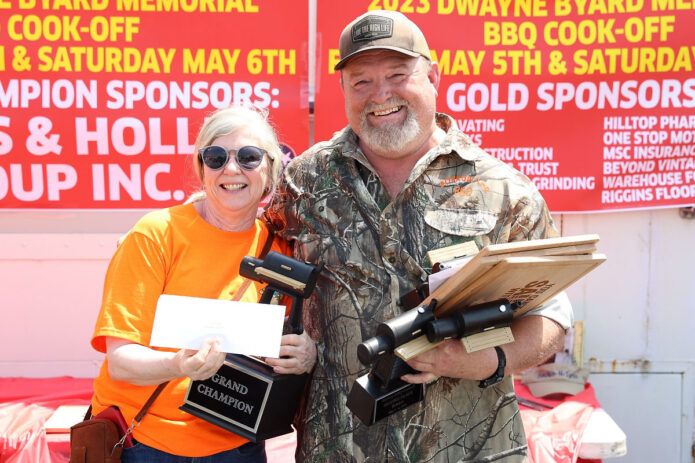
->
<box><xmin>265</xmin><ymin>114</ymin><xmax>560</xmax><ymax>463</ymax></box>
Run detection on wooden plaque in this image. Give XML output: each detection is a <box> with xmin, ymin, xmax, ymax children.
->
<box><xmin>395</xmin><ymin>235</ymin><xmax>606</xmax><ymax>361</ymax></box>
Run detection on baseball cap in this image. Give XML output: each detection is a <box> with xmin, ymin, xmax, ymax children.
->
<box><xmin>334</xmin><ymin>10</ymin><xmax>431</xmax><ymax>70</ymax></box>
<box><xmin>521</xmin><ymin>363</ymin><xmax>590</xmax><ymax>398</ymax></box>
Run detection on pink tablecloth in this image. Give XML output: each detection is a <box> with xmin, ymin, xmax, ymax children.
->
<box><xmin>0</xmin><ymin>377</ymin><xmax>294</xmax><ymax>463</ymax></box>
<box><xmin>2</xmin><ymin>377</ymin><xmax>602</xmax><ymax>463</ymax></box>
<box><xmin>515</xmin><ymin>379</ymin><xmax>603</xmax><ymax>463</ymax></box>
<box><xmin>0</xmin><ymin>377</ymin><xmax>92</xmax><ymax>463</ymax></box>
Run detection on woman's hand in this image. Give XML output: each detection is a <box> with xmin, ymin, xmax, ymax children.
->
<box><xmin>173</xmin><ymin>339</ymin><xmax>226</xmax><ymax>381</ymax></box>
<box><xmin>264</xmin><ymin>331</ymin><xmax>317</xmax><ymax>375</ymax></box>
<box><xmin>106</xmin><ymin>337</ymin><xmax>225</xmax><ymax>385</ymax></box>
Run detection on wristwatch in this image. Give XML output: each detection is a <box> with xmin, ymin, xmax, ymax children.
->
<box><xmin>478</xmin><ymin>346</ymin><xmax>506</xmax><ymax>388</ymax></box>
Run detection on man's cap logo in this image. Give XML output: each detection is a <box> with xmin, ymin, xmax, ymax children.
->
<box><xmin>351</xmin><ymin>16</ymin><xmax>393</xmax><ymax>42</ymax></box>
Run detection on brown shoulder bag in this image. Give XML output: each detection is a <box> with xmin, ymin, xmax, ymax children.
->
<box><xmin>69</xmin><ymin>382</ymin><xmax>167</xmax><ymax>463</ymax></box>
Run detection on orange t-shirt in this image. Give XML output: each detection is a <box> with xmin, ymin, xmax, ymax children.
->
<box><xmin>91</xmin><ymin>203</ymin><xmax>289</xmax><ymax>457</ymax></box>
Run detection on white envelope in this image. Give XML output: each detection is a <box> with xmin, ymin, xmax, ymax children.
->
<box><xmin>150</xmin><ymin>294</ymin><xmax>285</xmax><ymax>358</ymax></box>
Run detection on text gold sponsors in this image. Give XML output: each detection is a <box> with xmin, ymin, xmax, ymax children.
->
<box><xmin>445</xmin><ymin>80</ymin><xmax>695</xmax><ymax>111</ymax></box>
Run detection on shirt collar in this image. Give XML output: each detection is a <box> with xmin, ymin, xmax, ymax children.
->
<box><xmin>432</xmin><ymin>113</ymin><xmax>484</xmax><ymax>163</ymax></box>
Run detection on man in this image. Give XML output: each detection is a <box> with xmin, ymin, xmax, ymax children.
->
<box><xmin>265</xmin><ymin>10</ymin><xmax>572</xmax><ymax>462</ymax></box>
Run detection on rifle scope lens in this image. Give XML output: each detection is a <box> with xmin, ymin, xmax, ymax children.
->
<box><xmin>357</xmin><ymin>336</ymin><xmax>392</xmax><ymax>366</ymax></box>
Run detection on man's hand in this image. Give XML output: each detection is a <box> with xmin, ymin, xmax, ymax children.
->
<box><xmin>265</xmin><ymin>331</ymin><xmax>317</xmax><ymax>375</ymax></box>
<box><xmin>400</xmin><ymin>315</ymin><xmax>566</xmax><ymax>385</ymax></box>
<box><xmin>401</xmin><ymin>339</ymin><xmax>498</xmax><ymax>384</ymax></box>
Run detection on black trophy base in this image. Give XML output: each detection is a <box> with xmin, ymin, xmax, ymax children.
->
<box><xmin>180</xmin><ymin>354</ymin><xmax>307</xmax><ymax>442</ymax></box>
<box><xmin>346</xmin><ymin>374</ymin><xmax>424</xmax><ymax>426</ymax></box>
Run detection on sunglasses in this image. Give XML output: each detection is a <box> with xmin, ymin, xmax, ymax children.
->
<box><xmin>198</xmin><ymin>145</ymin><xmax>269</xmax><ymax>171</ymax></box>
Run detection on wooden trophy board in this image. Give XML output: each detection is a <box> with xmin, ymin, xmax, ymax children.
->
<box><xmin>396</xmin><ymin>235</ymin><xmax>606</xmax><ymax>361</ymax></box>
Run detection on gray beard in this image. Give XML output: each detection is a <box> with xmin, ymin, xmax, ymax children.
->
<box><xmin>358</xmin><ymin>106</ymin><xmax>421</xmax><ymax>155</ymax></box>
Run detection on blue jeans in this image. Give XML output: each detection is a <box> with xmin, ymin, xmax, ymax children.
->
<box><xmin>121</xmin><ymin>441</ymin><xmax>266</xmax><ymax>463</ymax></box>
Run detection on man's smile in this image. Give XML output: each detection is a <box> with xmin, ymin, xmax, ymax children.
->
<box><xmin>372</xmin><ymin>105</ymin><xmax>403</xmax><ymax>117</ymax></box>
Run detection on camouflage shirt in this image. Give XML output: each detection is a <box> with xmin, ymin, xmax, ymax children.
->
<box><xmin>265</xmin><ymin>114</ymin><xmax>566</xmax><ymax>463</ymax></box>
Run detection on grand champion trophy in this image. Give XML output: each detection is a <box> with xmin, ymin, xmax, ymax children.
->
<box><xmin>180</xmin><ymin>251</ymin><xmax>323</xmax><ymax>441</ymax></box>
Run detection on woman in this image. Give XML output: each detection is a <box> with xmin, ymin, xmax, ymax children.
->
<box><xmin>90</xmin><ymin>105</ymin><xmax>316</xmax><ymax>462</ymax></box>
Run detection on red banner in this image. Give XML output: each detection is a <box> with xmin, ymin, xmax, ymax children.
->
<box><xmin>315</xmin><ymin>1</ymin><xmax>695</xmax><ymax>213</ymax></box>
<box><xmin>0</xmin><ymin>0</ymin><xmax>309</xmax><ymax>209</ymax></box>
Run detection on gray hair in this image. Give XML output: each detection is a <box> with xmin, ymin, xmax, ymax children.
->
<box><xmin>192</xmin><ymin>105</ymin><xmax>283</xmax><ymax>192</ymax></box>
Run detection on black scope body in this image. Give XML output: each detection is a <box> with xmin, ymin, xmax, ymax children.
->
<box><xmin>357</xmin><ymin>302</ymin><xmax>436</xmax><ymax>366</ymax></box>
<box><xmin>239</xmin><ymin>251</ymin><xmax>322</xmax><ymax>299</ymax></box>
<box><xmin>426</xmin><ymin>299</ymin><xmax>518</xmax><ymax>343</ymax></box>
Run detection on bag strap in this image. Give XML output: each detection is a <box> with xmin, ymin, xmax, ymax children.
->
<box><xmin>82</xmin><ymin>404</ymin><xmax>92</xmax><ymax>421</ymax></box>
<box><xmin>259</xmin><ymin>223</ymin><xmax>276</xmax><ymax>259</ymax></box>
<box><xmin>231</xmin><ymin>228</ymin><xmax>276</xmax><ymax>302</ymax></box>
<box><xmin>108</xmin><ymin>382</ymin><xmax>168</xmax><ymax>450</ymax></box>
<box><xmin>82</xmin><ymin>379</ymin><xmax>167</xmax><ymax>423</ymax></box>
<box><xmin>134</xmin><ymin>381</ymin><xmax>168</xmax><ymax>423</ymax></box>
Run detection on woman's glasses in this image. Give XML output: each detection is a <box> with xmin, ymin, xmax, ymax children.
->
<box><xmin>199</xmin><ymin>145</ymin><xmax>269</xmax><ymax>171</ymax></box>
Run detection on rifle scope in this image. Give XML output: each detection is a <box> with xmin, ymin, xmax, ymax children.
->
<box><xmin>426</xmin><ymin>299</ymin><xmax>519</xmax><ymax>343</ymax></box>
<box><xmin>357</xmin><ymin>300</ymin><xmax>437</xmax><ymax>366</ymax></box>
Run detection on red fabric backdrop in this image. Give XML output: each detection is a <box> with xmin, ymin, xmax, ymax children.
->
<box><xmin>1</xmin><ymin>2</ymin><xmax>309</xmax><ymax>209</ymax></box>
<box><xmin>314</xmin><ymin>2</ymin><xmax>695</xmax><ymax>213</ymax></box>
